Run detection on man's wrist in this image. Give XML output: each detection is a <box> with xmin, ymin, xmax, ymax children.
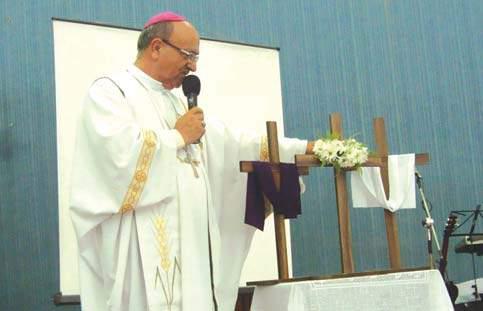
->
<box><xmin>306</xmin><ymin>141</ymin><xmax>315</xmax><ymax>154</ymax></box>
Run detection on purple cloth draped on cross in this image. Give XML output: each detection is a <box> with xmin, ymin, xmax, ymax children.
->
<box><xmin>245</xmin><ymin>162</ymin><xmax>302</xmax><ymax>230</ymax></box>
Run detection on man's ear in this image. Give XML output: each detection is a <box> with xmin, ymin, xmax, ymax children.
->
<box><xmin>149</xmin><ymin>38</ymin><xmax>163</xmax><ymax>57</ymax></box>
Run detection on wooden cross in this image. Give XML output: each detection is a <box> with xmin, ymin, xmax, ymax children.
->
<box><xmin>240</xmin><ymin>114</ymin><xmax>429</xmax><ymax>279</ymax></box>
<box><xmin>240</xmin><ymin>117</ymin><xmax>387</xmax><ymax>278</ymax></box>
<box><xmin>240</xmin><ymin>121</ymin><xmax>291</xmax><ymax>279</ymax></box>
<box><xmin>295</xmin><ymin>113</ymin><xmax>429</xmax><ymax>273</ymax></box>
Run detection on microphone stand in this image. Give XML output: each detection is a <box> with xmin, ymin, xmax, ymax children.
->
<box><xmin>468</xmin><ymin>205</ymin><xmax>481</xmax><ymax>301</ymax></box>
<box><xmin>415</xmin><ymin>171</ymin><xmax>442</xmax><ymax>269</ymax></box>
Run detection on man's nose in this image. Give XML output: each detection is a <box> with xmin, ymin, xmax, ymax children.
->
<box><xmin>187</xmin><ymin>60</ymin><xmax>197</xmax><ymax>72</ymax></box>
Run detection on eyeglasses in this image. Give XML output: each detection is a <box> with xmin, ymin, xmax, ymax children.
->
<box><xmin>162</xmin><ymin>39</ymin><xmax>199</xmax><ymax>62</ymax></box>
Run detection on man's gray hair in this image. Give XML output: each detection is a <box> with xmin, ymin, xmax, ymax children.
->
<box><xmin>137</xmin><ymin>22</ymin><xmax>174</xmax><ymax>53</ymax></box>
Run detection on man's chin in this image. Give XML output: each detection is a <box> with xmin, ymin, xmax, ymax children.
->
<box><xmin>163</xmin><ymin>78</ymin><xmax>183</xmax><ymax>90</ymax></box>
<box><xmin>162</xmin><ymin>81</ymin><xmax>176</xmax><ymax>90</ymax></box>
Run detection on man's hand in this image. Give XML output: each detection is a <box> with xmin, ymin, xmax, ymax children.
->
<box><xmin>306</xmin><ymin>141</ymin><xmax>315</xmax><ymax>154</ymax></box>
<box><xmin>175</xmin><ymin>107</ymin><xmax>206</xmax><ymax>145</ymax></box>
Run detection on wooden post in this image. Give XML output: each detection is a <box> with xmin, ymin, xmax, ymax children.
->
<box><xmin>373</xmin><ymin>117</ymin><xmax>402</xmax><ymax>269</ymax></box>
<box><xmin>329</xmin><ymin>113</ymin><xmax>354</xmax><ymax>273</ymax></box>
<box><xmin>266</xmin><ymin>121</ymin><xmax>290</xmax><ymax>279</ymax></box>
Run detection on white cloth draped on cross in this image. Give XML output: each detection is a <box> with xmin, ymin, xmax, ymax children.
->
<box><xmin>350</xmin><ymin>154</ymin><xmax>416</xmax><ymax>212</ymax></box>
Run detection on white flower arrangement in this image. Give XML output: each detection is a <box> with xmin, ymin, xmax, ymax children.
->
<box><xmin>313</xmin><ymin>135</ymin><xmax>369</xmax><ymax>170</ymax></box>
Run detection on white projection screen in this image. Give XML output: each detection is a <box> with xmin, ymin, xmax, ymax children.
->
<box><xmin>53</xmin><ymin>20</ymin><xmax>293</xmax><ymax>295</ymax></box>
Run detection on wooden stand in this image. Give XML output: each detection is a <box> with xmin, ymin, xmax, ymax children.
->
<box><xmin>241</xmin><ymin>113</ymin><xmax>430</xmax><ymax>281</ymax></box>
<box><xmin>296</xmin><ymin>113</ymin><xmax>429</xmax><ymax>273</ymax></box>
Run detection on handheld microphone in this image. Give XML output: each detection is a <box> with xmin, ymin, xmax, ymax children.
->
<box><xmin>182</xmin><ymin>75</ymin><xmax>202</xmax><ymax>144</ymax></box>
<box><xmin>182</xmin><ymin>75</ymin><xmax>201</xmax><ymax>109</ymax></box>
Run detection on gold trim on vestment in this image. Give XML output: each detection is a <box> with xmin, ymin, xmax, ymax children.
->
<box><xmin>259</xmin><ymin>135</ymin><xmax>274</xmax><ymax>216</ymax></box>
<box><xmin>153</xmin><ymin>215</ymin><xmax>180</xmax><ymax>307</ymax></box>
<box><xmin>119</xmin><ymin>129</ymin><xmax>157</xmax><ymax>213</ymax></box>
<box><xmin>260</xmin><ymin>135</ymin><xmax>269</xmax><ymax>161</ymax></box>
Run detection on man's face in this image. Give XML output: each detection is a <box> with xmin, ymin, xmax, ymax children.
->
<box><xmin>155</xmin><ymin>22</ymin><xmax>199</xmax><ymax>89</ymax></box>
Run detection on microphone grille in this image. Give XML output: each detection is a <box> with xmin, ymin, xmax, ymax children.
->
<box><xmin>182</xmin><ymin>75</ymin><xmax>201</xmax><ymax>96</ymax></box>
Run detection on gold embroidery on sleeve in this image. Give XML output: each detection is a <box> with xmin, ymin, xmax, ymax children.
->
<box><xmin>119</xmin><ymin>129</ymin><xmax>157</xmax><ymax>213</ymax></box>
<box><xmin>260</xmin><ymin>135</ymin><xmax>269</xmax><ymax>162</ymax></box>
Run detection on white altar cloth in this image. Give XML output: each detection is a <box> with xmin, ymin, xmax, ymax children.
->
<box><xmin>250</xmin><ymin>269</ymin><xmax>453</xmax><ymax>311</ymax></box>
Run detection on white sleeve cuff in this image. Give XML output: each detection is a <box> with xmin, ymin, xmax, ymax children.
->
<box><xmin>153</xmin><ymin>129</ymin><xmax>186</xmax><ymax>150</ymax></box>
<box><xmin>172</xmin><ymin>130</ymin><xmax>186</xmax><ymax>149</ymax></box>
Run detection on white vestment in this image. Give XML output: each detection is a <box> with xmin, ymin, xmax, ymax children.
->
<box><xmin>70</xmin><ymin>65</ymin><xmax>307</xmax><ymax>311</ymax></box>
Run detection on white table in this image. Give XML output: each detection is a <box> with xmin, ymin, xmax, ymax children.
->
<box><xmin>250</xmin><ymin>269</ymin><xmax>453</xmax><ymax>311</ymax></box>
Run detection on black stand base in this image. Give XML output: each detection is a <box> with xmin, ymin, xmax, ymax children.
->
<box><xmin>455</xmin><ymin>297</ymin><xmax>483</xmax><ymax>311</ymax></box>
